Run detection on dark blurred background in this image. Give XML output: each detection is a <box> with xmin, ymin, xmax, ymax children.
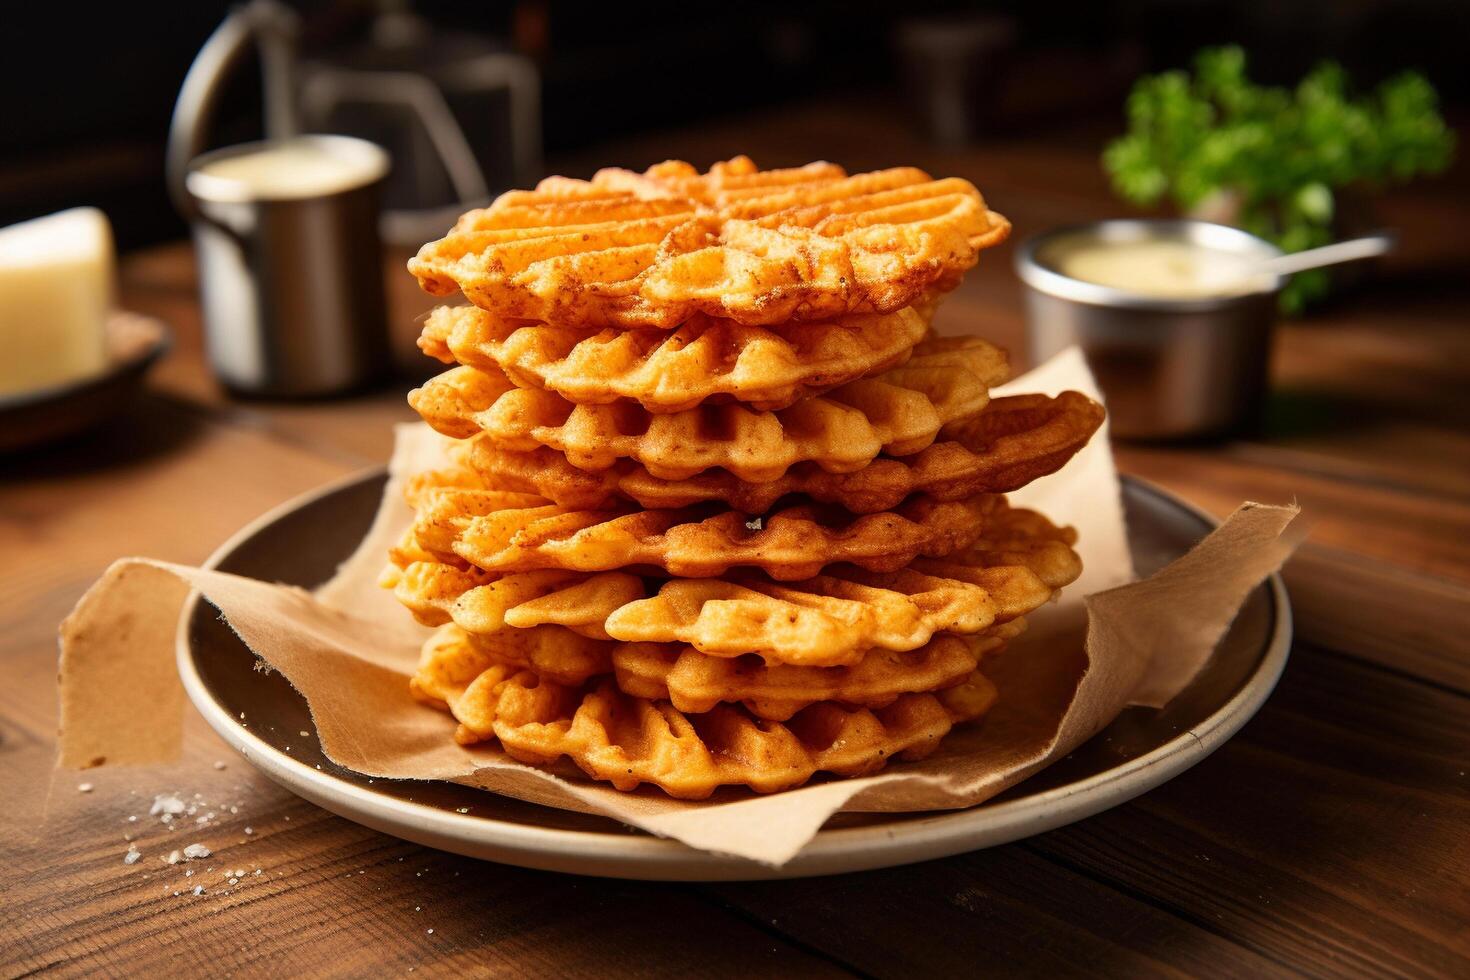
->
<box><xmin>3</xmin><ymin>0</ymin><xmax>1466</xmax><ymax>249</ymax></box>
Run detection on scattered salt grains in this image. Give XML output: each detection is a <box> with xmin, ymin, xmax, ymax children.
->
<box><xmin>192</xmin><ymin>885</ymin><xmax>204</xmax><ymax>896</ymax></box>
<box><xmin>213</xmin><ymin>761</ymin><xmax>227</xmax><ymax>770</ymax></box>
<box><xmin>182</xmin><ymin>843</ymin><xmax>212</xmax><ymax>859</ymax></box>
<box><xmin>298</xmin><ymin>730</ymin><xmax>309</xmax><ymax>737</ymax></box>
<box><xmin>124</xmin><ymin>845</ymin><xmax>142</xmax><ymax>865</ymax></box>
<box><xmin>78</xmin><ymin>783</ymin><xmax>94</xmax><ymax>793</ymax></box>
<box><xmin>150</xmin><ymin>794</ymin><xmax>186</xmax><ymax>816</ymax></box>
<box><xmin>165</xmin><ymin>850</ymin><xmax>183</xmax><ymax>865</ymax></box>
<box><xmin>455</xmin><ymin>807</ymin><xmax>469</xmax><ymax>814</ymax></box>
<box><xmin>185</xmin><ymin>869</ymin><xmax>194</xmax><ymax>877</ymax></box>
<box><xmin>745</xmin><ymin>516</ymin><xmax>762</xmax><ymax>530</ymax></box>
<box><xmin>127</xmin><ymin>815</ymin><xmax>137</xmax><ymax>823</ymax></box>
<box><xmin>426</xmin><ymin>929</ymin><xmax>433</xmax><ymax>935</ymax></box>
<box><xmin>244</xmin><ymin>827</ymin><xmax>254</xmax><ymax>835</ymax></box>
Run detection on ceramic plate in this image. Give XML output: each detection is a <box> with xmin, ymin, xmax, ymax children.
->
<box><xmin>177</xmin><ymin>472</ymin><xmax>1290</xmax><ymax>881</ymax></box>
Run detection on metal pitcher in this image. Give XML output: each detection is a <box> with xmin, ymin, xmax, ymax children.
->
<box><xmin>167</xmin><ymin>0</ymin><xmax>392</xmax><ymax>397</ymax></box>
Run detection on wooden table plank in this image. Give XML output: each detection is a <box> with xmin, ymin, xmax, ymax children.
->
<box><xmin>1027</xmin><ymin>646</ymin><xmax>1470</xmax><ymax>977</ymax></box>
<box><xmin>3</xmin><ymin>752</ymin><xmax>854</xmax><ymax>978</ymax></box>
<box><xmin>706</xmin><ymin>846</ymin><xmax>1283</xmax><ymax>978</ymax></box>
<box><xmin>704</xmin><ymin>646</ymin><xmax>1469</xmax><ymax>978</ymax></box>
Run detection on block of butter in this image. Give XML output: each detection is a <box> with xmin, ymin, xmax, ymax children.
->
<box><xmin>0</xmin><ymin>207</ymin><xmax>113</xmax><ymax>397</ymax></box>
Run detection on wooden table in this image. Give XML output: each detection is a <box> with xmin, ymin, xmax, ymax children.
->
<box><xmin>4</xmin><ymin>101</ymin><xmax>1468</xmax><ymax>977</ymax></box>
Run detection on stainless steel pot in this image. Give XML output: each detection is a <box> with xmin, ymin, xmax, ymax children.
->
<box><xmin>1016</xmin><ymin>220</ymin><xmax>1283</xmax><ymax>440</ymax></box>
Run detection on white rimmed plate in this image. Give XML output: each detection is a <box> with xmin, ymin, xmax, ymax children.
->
<box><xmin>177</xmin><ymin>472</ymin><xmax>1289</xmax><ymax>881</ymax></box>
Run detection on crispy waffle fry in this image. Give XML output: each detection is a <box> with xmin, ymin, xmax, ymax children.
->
<box><xmin>915</xmin><ymin>504</ymin><xmax>1083</xmax><ymax>591</ymax></box>
<box><xmin>409</xmin><ymin>156</ymin><xmax>1010</xmax><ymax>329</ymax></box>
<box><xmin>383</xmin><ymin>562</ymin><xmax>640</xmax><ymax>642</ymax></box>
<box><xmin>389</xmin><ymin>516</ymin><xmax>1070</xmax><ymax>667</ymax></box>
<box><xmin>414</xmin><ymin>625</ymin><xmax>999</xmax><ymax>799</ymax></box>
<box><xmin>458</xmin><ymin>391</ymin><xmax>1104</xmax><ymax>513</ymax></box>
<box><xmin>409</xmin><ymin>482</ymin><xmax>997</xmax><ymax>581</ymax></box>
<box><xmin>604</xmin><ymin>501</ymin><xmax>1076</xmax><ymax>665</ymax></box>
<box><xmin>410</xmin><ymin>338</ymin><xmax>1008</xmax><ymax>481</ymax></box>
<box><xmin>410</xmin><ymin>622</ymin><xmax>612</xmax><ymax>692</ymax></box>
<box><xmin>418</xmin><ymin>303</ymin><xmax>931</xmax><ymax>412</ymax></box>
<box><xmin>612</xmin><ymin>634</ymin><xmax>987</xmax><ymax>721</ymax></box>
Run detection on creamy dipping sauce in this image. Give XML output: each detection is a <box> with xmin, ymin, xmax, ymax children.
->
<box><xmin>1052</xmin><ymin>238</ymin><xmax>1274</xmax><ymax>299</ymax></box>
<box><xmin>189</xmin><ymin>138</ymin><xmax>387</xmax><ymax>201</ymax></box>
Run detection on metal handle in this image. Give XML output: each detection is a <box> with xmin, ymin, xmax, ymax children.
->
<box><xmin>166</xmin><ymin>0</ymin><xmax>302</xmax><ymax>224</ymax></box>
<box><xmin>1255</xmin><ymin>233</ymin><xmax>1397</xmax><ymax>278</ymax></box>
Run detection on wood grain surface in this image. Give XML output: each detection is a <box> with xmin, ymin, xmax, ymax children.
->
<box><xmin>2</xmin><ymin>100</ymin><xmax>1467</xmax><ymax>977</ymax></box>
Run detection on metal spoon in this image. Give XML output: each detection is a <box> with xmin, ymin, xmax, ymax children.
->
<box><xmin>1254</xmin><ymin>233</ymin><xmax>1396</xmax><ymax>278</ymax></box>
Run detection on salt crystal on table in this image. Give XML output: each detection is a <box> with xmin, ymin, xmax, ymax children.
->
<box><xmin>182</xmin><ymin>843</ymin><xmax>211</xmax><ymax>859</ymax></box>
<box><xmin>78</xmin><ymin>783</ymin><xmax>94</xmax><ymax>793</ymax></box>
<box><xmin>150</xmin><ymin>794</ymin><xmax>186</xmax><ymax>816</ymax></box>
<box><xmin>165</xmin><ymin>850</ymin><xmax>183</xmax><ymax>865</ymax></box>
<box><xmin>192</xmin><ymin>885</ymin><xmax>203</xmax><ymax>896</ymax></box>
<box><xmin>298</xmin><ymin>731</ymin><xmax>308</xmax><ymax>737</ymax></box>
<box><xmin>124</xmin><ymin>845</ymin><xmax>141</xmax><ymax>865</ymax></box>
<box><xmin>213</xmin><ymin>761</ymin><xmax>227</xmax><ymax>770</ymax></box>
<box><xmin>244</xmin><ymin>827</ymin><xmax>254</xmax><ymax>835</ymax></box>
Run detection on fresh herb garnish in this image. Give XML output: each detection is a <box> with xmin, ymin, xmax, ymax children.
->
<box><xmin>1103</xmin><ymin>46</ymin><xmax>1454</xmax><ymax>312</ymax></box>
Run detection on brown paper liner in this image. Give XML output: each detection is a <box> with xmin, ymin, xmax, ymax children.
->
<box><xmin>55</xmin><ymin>350</ymin><xmax>1300</xmax><ymax>865</ymax></box>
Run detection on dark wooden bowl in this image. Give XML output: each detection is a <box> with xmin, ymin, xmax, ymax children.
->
<box><xmin>0</xmin><ymin>311</ymin><xmax>171</xmax><ymax>453</ymax></box>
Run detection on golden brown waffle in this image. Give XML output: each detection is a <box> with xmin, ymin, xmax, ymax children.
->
<box><xmin>915</xmin><ymin>503</ymin><xmax>1083</xmax><ymax>590</ymax></box>
<box><xmin>382</xmin><ymin>563</ymin><xmax>642</xmax><ymax>640</ymax></box>
<box><xmin>408</xmin><ymin>156</ymin><xmax>1010</xmax><ymax>330</ymax></box>
<box><xmin>413</xmin><ymin>624</ymin><xmax>999</xmax><ymax>798</ymax></box>
<box><xmin>612</xmin><ymin>633</ymin><xmax>990</xmax><ymax>721</ymax></box>
<box><xmin>603</xmin><ymin>508</ymin><xmax>1076</xmax><ymax>666</ymax></box>
<box><xmin>410</xmin><ymin>337</ymin><xmax>1008</xmax><ymax>482</ymax></box>
<box><xmin>419</xmin><ymin>303</ymin><xmax>931</xmax><ymax>412</ymax></box>
<box><xmin>408</xmin><ymin>480</ymin><xmax>998</xmax><ymax>581</ymax></box>
<box><xmin>458</xmin><ymin>391</ymin><xmax>1104</xmax><ymax>513</ymax></box>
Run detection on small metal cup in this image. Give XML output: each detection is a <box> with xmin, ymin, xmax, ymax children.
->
<box><xmin>181</xmin><ymin>136</ymin><xmax>392</xmax><ymax>396</ymax></box>
<box><xmin>167</xmin><ymin>2</ymin><xmax>393</xmax><ymax>397</ymax></box>
<box><xmin>1016</xmin><ymin>220</ymin><xmax>1283</xmax><ymax>440</ymax></box>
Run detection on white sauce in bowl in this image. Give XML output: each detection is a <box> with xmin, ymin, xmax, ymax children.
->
<box><xmin>1053</xmin><ymin>238</ymin><xmax>1274</xmax><ymax>299</ymax></box>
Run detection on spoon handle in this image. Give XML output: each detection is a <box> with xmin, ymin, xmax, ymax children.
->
<box><xmin>1261</xmin><ymin>234</ymin><xmax>1396</xmax><ymax>277</ymax></box>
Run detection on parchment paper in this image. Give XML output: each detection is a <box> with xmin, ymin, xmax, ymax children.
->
<box><xmin>57</xmin><ymin>349</ymin><xmax>1301</xmax><ymax>865</ymax></box>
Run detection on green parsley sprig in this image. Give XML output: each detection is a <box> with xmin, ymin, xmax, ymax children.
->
<box><xmin>1103</xmin><ymin>46</ymin><xmax>1454</xmax><ymax>313</ymax></box>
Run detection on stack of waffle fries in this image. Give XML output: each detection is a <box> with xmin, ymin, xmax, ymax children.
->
<box><xmin>386</xmin><ymin>156</ymin><xmax>1105</xmax><ymax>799</ymax></box>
